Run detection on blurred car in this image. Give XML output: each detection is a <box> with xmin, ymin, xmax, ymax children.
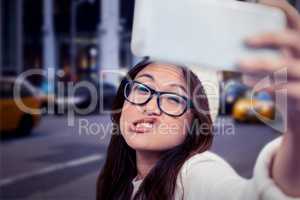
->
<box><xmin>74</xmin><ymin>77</ymin><xmax>117</xmax><ymax>114</ymax></box>
<box><xmin>51</xmin><ymin>78</ymin><xmax>117</xmax><ymax>115</ymax></box>
<box><xmin>101</xmin><ymin>81</ymin><xmax>117</xmax><ymax>110</ymax></box>
<box><xmin>0</xmin><ymin>77</ymin><xmax>42</xmax><ymax>135</ymax></box>
<box><xmin>220</xmin><ymin>80</ymin><xmax>248</xmax><ymax>115</ymax></box>
<box><xmin>51</xmin><ymin>82</ymin><xmax>88</xmax><ymax>115</ymax></box>
<box><xmin>232</xmin><ymin>91</ymin><xmax>275</xmax><ymax>123</ymax></box>
<box><xmin>39</xmin><ymin>79</ymin><xmax>55</xmax><ymax>110</ymax></box>
<box><xmin>36</xmin><ymin>79</ymin><xmax>86</xmax><ymax>115</ymax></box>
<box><xmin>53</xmin><ymin>94</ymin><xmax>87</xmax><ymax>114</ymax></box>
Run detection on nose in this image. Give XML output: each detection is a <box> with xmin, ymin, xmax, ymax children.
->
<box><xmin>143</xmin><ymin>95</ymin><xmax>161</xmax><ymax>116</ymax></box>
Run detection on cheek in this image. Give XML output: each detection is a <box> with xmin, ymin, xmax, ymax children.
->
<box><xmin>169</xmin><ymin>113</ymin><xmax>193</xmax><ymax>143</ymax></box>
<box><xmin>153</xmin><ymin>115</ymin><xmax>192</xmax><ymax>149</ymax></box>
<box><xmin>121</xmin><ymin>101</ymin><xmax>143</xmax><ymax>117</ymax></box>
<box><xmin>119</xmin><ymin>104</ymin><xmax>193</xmax><ymax>151</ymax></box>
<box><xmin>120</xmin><ymin>102</ymin><xmax>133</xmax><ymax>135</ymax></box>
<box><xmin>119</xmin><ymin>102</ymin><xmax>143</xmax><ymax>136</ymax></box>
<box><xmin>162</xmin><ymin>117</ymin><xmax>190</xmax><ymax>141</ymax></box>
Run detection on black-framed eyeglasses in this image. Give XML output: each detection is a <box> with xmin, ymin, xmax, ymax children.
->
<box><xmin>124</xmin><ymin>80</ymin><xmax>193</xmax><ymax>117</ymax></box>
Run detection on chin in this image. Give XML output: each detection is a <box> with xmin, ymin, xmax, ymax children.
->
<box><xmin>124</xmin><ymin>135</ymin><xmax>180</xmax><ymax>152</ymax></box>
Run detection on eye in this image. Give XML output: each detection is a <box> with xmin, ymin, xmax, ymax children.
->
<box><xmin>166</xmin><ymin>95</ymin><xmax>183</xmax><ymax>104</ymax></box>
<box><xmin>133</xmin><ymin>83</ymin><xmax>149</xmax><ymax>94</ymax></box>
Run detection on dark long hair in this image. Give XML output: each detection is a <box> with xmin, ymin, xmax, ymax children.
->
<box><xmin>96</xmin><ymin>59</ymin><xmax>214</xmax><ymax>200</ymax></box>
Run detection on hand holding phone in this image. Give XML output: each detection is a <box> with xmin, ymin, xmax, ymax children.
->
<box><xmin>131</xmin><ymin>0</ymin><xmax>286</xmax><ymax>71</ymax></box>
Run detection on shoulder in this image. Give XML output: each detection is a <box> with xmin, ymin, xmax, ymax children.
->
<box><xmin>175</xmin><ymin>151</ymin><xmax>246</xmax><ymax>200</ymax></box>
<box><xmin>181</xmin><ymin>151</ymin><xmax>237</xmax><ymax>177</ymax></box>
<box><xmin>178</xmin><ymin>151</ymin><xmax>243</xmax><ymax>191</ymax></box>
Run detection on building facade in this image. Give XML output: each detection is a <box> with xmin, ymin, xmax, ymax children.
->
<box><xmin>0</xmin><ymin>0</ymin><xmax>135</xmax><ymax>86</ymax></box>
<box><xmin>1</xmin><ymin>0</ymin><xmax>299</xmax><ymax>82</ymax></box>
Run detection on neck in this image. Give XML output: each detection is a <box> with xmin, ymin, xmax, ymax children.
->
<box><xmin>135</xmin><ymin>150</ymin><xmax>162</xmax><ymax>180</ymax></box>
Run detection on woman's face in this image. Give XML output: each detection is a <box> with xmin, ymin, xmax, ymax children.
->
<box><xmin>120</xmin><ymin>63</ymin><xmax>193</xmax><ymax>152</ymax></box>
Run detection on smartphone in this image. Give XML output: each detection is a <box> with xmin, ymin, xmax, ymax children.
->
<box><xmin>131</xmin><ymin>0</ymin><xmax>286</xmax><ymax>71</ymax></box>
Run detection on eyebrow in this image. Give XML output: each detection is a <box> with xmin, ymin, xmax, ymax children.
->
<box><xmin>135</xmin><ymin>73</ymin><xmax>154</xmax><ymax>81</ymax></box>
<box><xmin>136</xmin><ymin>73</ymin><xmax>187</xmax><ymax>94</ymax></box>
<box><xmin>169</xmin><ymin>83</ymin><xmax>188</xmax><ymax>94</ymax></box>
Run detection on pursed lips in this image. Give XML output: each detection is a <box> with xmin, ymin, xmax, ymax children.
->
<box><xmin>129</xmin><ymin>117</ymin><xmax>158</xmax><ymax>133</ymax></box>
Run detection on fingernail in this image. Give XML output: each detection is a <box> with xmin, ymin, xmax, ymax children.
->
<box><xmin>245</xmin><ymin>37</ymin><xmax>260</xmax><ymax>45</ymax></box>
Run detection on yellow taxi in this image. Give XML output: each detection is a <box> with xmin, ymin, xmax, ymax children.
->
<box><xmin>0</xmin><ymin>77</ymin><xmax>42</xmax><ymax>135</ymax></box>
<box><xmin>232</xmin><ymin>91</ymin><xmax>275</xmax><ymax>123</ymax></box>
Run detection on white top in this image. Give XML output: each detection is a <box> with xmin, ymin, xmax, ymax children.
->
<box><xmin>131</xmin><ymin>137</ymin><xmax>300</xmax><ymax>200</ymax></box>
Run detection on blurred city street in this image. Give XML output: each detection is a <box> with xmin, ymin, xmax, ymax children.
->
<box><xmin>0</xmin><ymin>115</ymin><xmax>280</xmax><ymax>200</ymax></box>
<box><xmin>1</xmin><ymin>0</ymin><xmax>298</xmax><ymax>199</ymax></box>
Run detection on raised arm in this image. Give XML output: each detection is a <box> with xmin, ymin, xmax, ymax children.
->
<box><xmin>239</xmin><ymin>0</ymin><xmax>300</xmax><ymax>197</ymax></box>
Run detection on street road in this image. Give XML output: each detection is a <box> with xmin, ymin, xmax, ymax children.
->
<box><xmin>0</xmin><ymin>115</ymin><xmax>280</xmax><ymax>200</ymax></box>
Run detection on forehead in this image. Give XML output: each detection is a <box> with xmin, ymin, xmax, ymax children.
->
<box><xmin>135</xmin><ymin>63</ymin><xmax>186</xmax><ymax>84</ymax></box>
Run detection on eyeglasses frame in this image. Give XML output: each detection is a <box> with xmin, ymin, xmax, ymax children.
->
<box><xmin>123</xmin><ymin>80</ymin><xmax>194</xmax><ymax>117</ymax></box>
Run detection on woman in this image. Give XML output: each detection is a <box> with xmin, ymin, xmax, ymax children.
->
<box><xmin>97</xmin><ymin>0</ymin><xmax>300</xmax><ymax>199</ymax></box>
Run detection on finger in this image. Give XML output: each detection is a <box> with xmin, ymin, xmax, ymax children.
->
<box><xmin>242</xmin><ymin>73</ymin><xmax>270</xmax><ymax>87</ymax></box>
<box><xmin>246</xmin><ymin>30</ymin><xmax>300</xmax><ymax>54</ymax></box>
<box><xmin>267</xmin><ymin>82</ymin><xmax>300</xmax><ymax>99</ymax></box>
<box><xmin>238</xmin><ymin>58</ymin><xmax>300</xmax><ymax>79</ymax></box>
<box><xmin>259</xmin><ymin>0</ymin><xmax>300</xmax><ymax>30</ymax></box>
<box><xmin>245</xmin><ymin>81</ymin><xmax>300</xmax><ymax>100</ymax></box>
<box><xmin>239</xmin><ymin>57</ymin><xmax>287</xmax><ymax>73</ymax></box>
<box><xmin>281</xmin><ymin>47</ymin><xmax>293</xmax><ymax>58</ymax></box>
